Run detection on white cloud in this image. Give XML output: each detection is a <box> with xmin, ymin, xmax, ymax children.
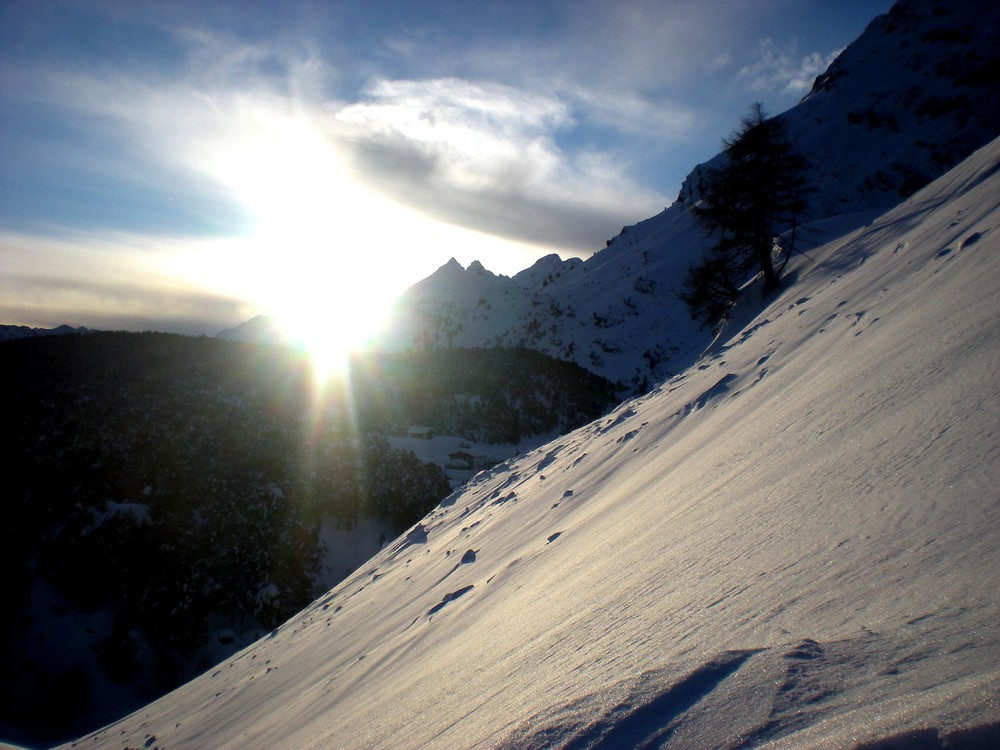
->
<box><xmin>739</xmin><ymin>39</ymin><xmax>842</xmax><ymax>97</ymax></box>
<box><xmin>335</xmin><ymin>77</ymin><xmax>572</xmax><ymax>192</ymax></box>
<box><xmin>0</xmin><ymin>230</ymin><xmax>255</xmax><ymax>334</ymax></box>
<box><xmin>12</xmin><ymin>21</ymin><xmax>671</xmax><ymax>252</ymax></box>
<box><xmin>331</xmin><ymin>76</ymin><xmax>667</xmax><ymax>249</ymax></box>
<box><xmin>562</xmin><ymin>85</ymin><xmax>695</xmax><ymax>140</ymax></box>
<box><xmin>712</xmin><ymin>53</ymin><xmax>733</xmax><ymax>71</ymax></box>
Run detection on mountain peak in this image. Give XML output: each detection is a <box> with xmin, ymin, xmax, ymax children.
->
<box><xmin>467</xmin><ymin>259</ymin><xmax>491</xmax><ymax>275</ymax></box>
<box><xmin>0</xmin><ymin>323</ymin><xmax>91</xmax><ymax>342</ymax></box>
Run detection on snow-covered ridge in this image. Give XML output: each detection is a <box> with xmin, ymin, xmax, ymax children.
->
<box><xmin>376</xmin><ymin>0</ymin><xmax>1000</xmax><ymax>391</ymax></box>
<box><xmin>377</xmin><ymin>204</ymin><xmax>711</xmax><ymax>391</ymax></box>
<box><xmin>63</xmin><ymin>129</ymin><xmax>1000</xmax><ymax>749</ymax></box>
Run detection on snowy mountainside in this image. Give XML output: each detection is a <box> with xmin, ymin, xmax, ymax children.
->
<box><xmin>378</xmin><ymin>205</ymin><xmax>712</xmax><ymax>391</ymax></box>
<box><xmin>681</xmin><ymin>0</ymin><xmax>1000</xmax><ymax>217</ymax></box>
<box><xmin>383</xmin><ymin>257</ymin><xmax>532</xmax><ymax>351</ymax></box>
<box><xmin>63</xmin><ymin>134</ymin><xmax>1000</xmax><ymax>750</ymax></box>
<box><xmin>376</xmin><ymin>0</ymin><xmax>1000</xmax><ymax>392</ymax></box>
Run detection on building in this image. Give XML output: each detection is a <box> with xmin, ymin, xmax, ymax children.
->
<box><xmin>448</xmin><ymin>451</ymin><xmax>490</xmax><ymax>470</ymax></box>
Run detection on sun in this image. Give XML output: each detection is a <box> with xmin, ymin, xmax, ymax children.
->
<box><xmin>202</xmin><ymin>107</ymin><xmax>403</xmax><ymax>383</ymax></box>
<box><xmin>269</xmin><ymin>287</ymin><xmax>391</xmax><ymax>384</ymax></box>
<box><xmin>168</xmin><ymin>97</ymin><xmax>561</xmax><ymax>385</ymax></box>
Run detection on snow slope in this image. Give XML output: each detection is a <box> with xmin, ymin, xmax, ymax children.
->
<box><xmin>58</xmin><ymin>133</ymin><xmax>1000</xmax><ymax>749</ymax></box>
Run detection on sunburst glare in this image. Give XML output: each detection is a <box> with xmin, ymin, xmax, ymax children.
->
<box><xmin>202</xmin><ymin>105</ymin><xmax>404</xmax><ymax>383</ymax></box>
<box><xmin>161</xmin><ymin>96</ymin><xmax>560</xmax><ymax>387</ymax></box>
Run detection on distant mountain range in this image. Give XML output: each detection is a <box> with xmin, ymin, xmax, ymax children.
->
<box><xmin>0</xmin><ymin>324</ymin><xmax>90</xmax><ymax>342</ymax></box>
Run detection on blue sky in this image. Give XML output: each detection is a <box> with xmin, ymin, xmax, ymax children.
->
<box><xmin>0</xmin><ymin>0</ymin><xmax>890</xmax><ymax>343</ymax></box>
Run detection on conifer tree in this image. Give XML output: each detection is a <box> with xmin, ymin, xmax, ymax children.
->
<box><xmin>681</xmin><ymin>103</ymin><xmax>810</xmax><ymax>329</ymax></box>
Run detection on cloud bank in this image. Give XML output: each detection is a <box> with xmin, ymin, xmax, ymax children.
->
<box><xmin>333</xmin><ymin>77</ymin><xmax>668</xmax><ymax>250</ymax></box>
<box><xmin>739</xmin><ymin>39</ymin><xmax>844</xmax><ymax>97</ymax></box>
<box><xmin>0</xmin><ymin>231</ymin><xmax>255</xmax><ymax>334</ymax></box>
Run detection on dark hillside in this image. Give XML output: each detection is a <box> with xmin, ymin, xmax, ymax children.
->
<box><xmin>0</xmin><ymin>331</ymin><xmax>615</xmax><ymax>745</ymax></box>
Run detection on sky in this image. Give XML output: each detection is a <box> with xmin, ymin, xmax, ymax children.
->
<box><xmin>0</xmin><ymin>0</ymin><xmax>891</xmax><ymax>350</ymax></box>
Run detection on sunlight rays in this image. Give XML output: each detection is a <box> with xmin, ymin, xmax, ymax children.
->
<box><xmin>187</xmin><ymin>98</ymin><xmax>561</xmax><ymax>385</ymax></box>
<box><xmin>197</xmin><ymin>103</ymin><xmax>403</xmax><ymax>382</ymax></box>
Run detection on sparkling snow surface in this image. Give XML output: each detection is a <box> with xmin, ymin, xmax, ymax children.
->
<box><xmin>62</xmin><ymin>139</ymin><xmax>1000</xmax><ymax>748</ymax></box>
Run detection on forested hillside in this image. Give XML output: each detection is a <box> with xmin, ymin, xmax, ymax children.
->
<box><xmin>0</xmin><ymin>331</ymin><xmax>615</xmax><ymax>745</ymax></box>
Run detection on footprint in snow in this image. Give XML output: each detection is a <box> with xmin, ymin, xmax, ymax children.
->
<box><xmin>617</xmin><ymin>429</ymin><xmax>641</xmax><ymax>445</ymax></box>
<box><xmin>687</xmin><ymin>373</ymin><xmax>739</xmax><ymax>413</ymax></box>
<box><xmin>851</xmin><ymin>311</ymin><xmax>880</xmax><ymax>336</ymax></box>
<box><xmin>600</xmin><ymin>408</ymin><xmax>638</xmax><ymax>434</ymax></box>
<box><xmin>437</xmin><ymin>548</ymin><xmax>478</xmax><ymax>584</ymax></box>
<box><xmin>427</xmin><ymin>585</ymin><xmax>475</xmax><ymax>617</ymax></box>
<box><xmin>615</xmin><ymin>420</ymin><xmax>649</xmax><ymax>444</ymax></box>
<box><xmin>960</xmin><ymin>231</ymin><xmax>983</xmax><ymax>250</ymax></box>
<box><xmin>551</xmin><ymin>490</ymin><xmax>575</xmax><ymax>509</ymax></box>
<box><xmin>491</xmin><ymin>491</ymin><xmax>517</xmax><ymax>507</ymax></box>
<box><xmin>790</xmin><ymin>296</ymin><xmax>811</xmax><ymax>314</ymax></box>
<box><xmin>535</xmin><ymin>446</ymin><xmax>564</xmax><ymax>471</ymax></box>
<box><xmin>733</xmin><ymin>319</ymin><xmax>770</xmax><ymax>347</ymax></box>
<box><xmin>405</xmin><ymin>524</ymin><xmax>428</xmax><ymax>544</ymax></box>
<box><xmin>784</xmin><ymin>639</ymin><xmax>824</xmax><ymax>660</ymax></box>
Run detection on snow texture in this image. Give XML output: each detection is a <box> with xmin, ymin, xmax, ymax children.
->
<box><xmin>58</xmin><ymin>131</ymin><xmax>1000</xmax><ymax>750</ymax></box>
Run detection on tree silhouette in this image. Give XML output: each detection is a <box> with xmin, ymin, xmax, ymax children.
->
<box><xmin>682</xmin><ymin>103</ymin><xmax>810</xmax><ymax>329</ymax></box>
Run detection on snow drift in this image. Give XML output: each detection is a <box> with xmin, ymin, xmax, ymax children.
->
<box><xmin>58</xmin><ymin>132</ymin><xmax>1000</xmax><ymax>749</ymax></box>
